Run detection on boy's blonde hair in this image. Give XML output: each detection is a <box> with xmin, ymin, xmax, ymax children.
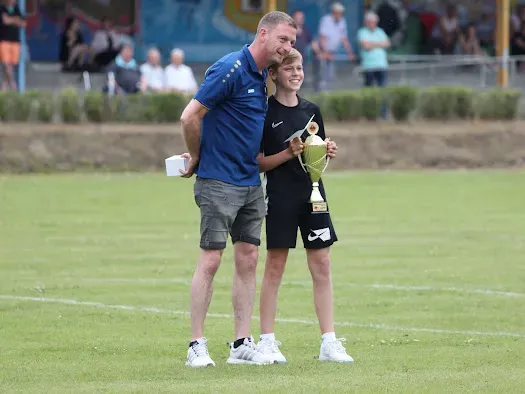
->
<box><xmin>269</xmin><ymin>48</ymin><xmax>303</xmax><ymax>72</ymax></box>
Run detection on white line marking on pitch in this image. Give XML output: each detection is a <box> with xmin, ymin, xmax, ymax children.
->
<box><xmin>86</xmin><ymin>277</ymin><xmax>525</xmax><ymax>298</ymax></box>
<box><xmin>1</xmin><ymin>294</ymin><xmax>523</xmax><ymax>339</ymax></box>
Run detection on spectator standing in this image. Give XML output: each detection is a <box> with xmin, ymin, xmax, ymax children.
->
<box><xmin>140</xmin><ymin>47</ymin><xmax>164</xmax><ymax>92</ymax></box>
<box><xmin>0</xmin><ymin>0</ymin><xmax>25</xmax><ymax>91</ymax></box>
<box><xmin>291</xmin><ymin>9</ymin><xmax>312</xmax><ymax>60</ymax></box>
<box><xmin>357</xmin><ymin>11</ymin><xmax>390</xmax><ymax>88</ymax></box>
<box><xmin>316</xmin><ymin>2</ymin><xmax>355</xmax><ymax>91</ymax></box>
<box><xmin>164</xmin><ymin>48</ymin><xmax>198</xmax><ymax>95</ymax></box>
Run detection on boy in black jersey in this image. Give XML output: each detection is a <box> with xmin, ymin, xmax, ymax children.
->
<box><xmin>256</xmin><ymin>48</ymin><xmax>354</xmax><ymax>364</ymax></box>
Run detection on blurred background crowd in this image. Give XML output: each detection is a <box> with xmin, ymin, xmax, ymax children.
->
<box><xmin>0</xmin><ymin>0</ymin><xmax>520</xmax><ymax>95</ymax></box>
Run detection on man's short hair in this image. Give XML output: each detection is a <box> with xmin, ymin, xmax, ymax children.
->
<box><xmin>171</xmin><ymin>48</ymin><xmax>184</xmax><ymax>58</ymax></box>
<box><xmin>365</xmin><ymin>11</ymin><xmax>379</xmax><ymax>22</ymax></box>
<box><xmin>269</xmin><ymin>47</ymin><xmax>302</xmax><ymax>72</ymax></box>
<box><xmin>257</xmin><ymin>11</ymin><xmax>297</xmax><ymax>35</ymax></box>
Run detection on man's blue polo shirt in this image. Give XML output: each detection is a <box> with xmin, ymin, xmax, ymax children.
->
<box><xmin>194</xmin><ymin>45</ymin><xmax>268</xmax><ymax>187</ymax></box>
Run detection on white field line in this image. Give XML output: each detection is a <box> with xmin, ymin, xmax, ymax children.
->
<box><xmin>86</xmin><ymin>277</ymin><xmax>525</xmax><ymax>298</ymax></box>
<box><xmin>1</xmin><ymin>294</ymin><xmax>523</xmax><ymax>339</ymax></box>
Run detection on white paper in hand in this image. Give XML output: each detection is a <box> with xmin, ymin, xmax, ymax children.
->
<box><xmin>284</xmin><ymin>114</ymin><xmax>315</xmax><ymax>142</ymax></box>
<box><xmin>165</xmin><ymin>155</ymin><xmax>189</xmax><ymax>176</ymax></box>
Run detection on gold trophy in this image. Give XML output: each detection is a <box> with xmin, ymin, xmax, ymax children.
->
<box><xmin>298</xmin><ymin>120</ymin><xmax>330</xmax><ymax>213</ymax></box>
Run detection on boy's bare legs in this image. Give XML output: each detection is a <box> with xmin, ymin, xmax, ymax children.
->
<box><xmin>306</xmin><ymin>247</ymin><xmax>334</xmax><ymax>334</ymax></box>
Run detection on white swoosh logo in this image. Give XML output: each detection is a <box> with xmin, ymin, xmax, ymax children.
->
<box><xmin>272</xmin><ymin>121</ymin><xmax>283</xmax><ymax>128</ymax></box>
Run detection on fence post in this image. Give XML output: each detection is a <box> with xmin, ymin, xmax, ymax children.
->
<box><xmin>18</xmin><ymin>0</ymin><xmax>26</xmax><ymax>92</ymax></box>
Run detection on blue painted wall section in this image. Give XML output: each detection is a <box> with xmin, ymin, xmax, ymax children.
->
<box><xmin>26</xmin><ymin>0</ymin><xmax>362</xmax><ymax>64</ymax></box>
<box><xmin>137</xmin><ymin>0</ymin><xmax>362</xmax><ymax>63</ymax></box>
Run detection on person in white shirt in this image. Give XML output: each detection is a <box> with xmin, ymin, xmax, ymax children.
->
<box><xmin>315</xmin><ymin>2</ymin><xmax>355</xmax><ymax>91</ymax></box>
<box><xmin>164</xmin><ymin>48</ymin><xmax>198</xmax><ymax>94</ymax></box>
<box><xmin>140</xmin><ymin>47</ymin><xmax>165</xmax><ymax>92</ymax></box>
<box><xmin>90</xmin><ymin>17</ymin><xmax>121</xmax><ymax>69</ymax></box>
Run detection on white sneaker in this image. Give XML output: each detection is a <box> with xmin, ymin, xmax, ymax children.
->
<box><xmin>185</xmin><ymin>338</ymin><xmax>216</xmax><ymax>367</ymax></box>
<box><xmin>319</xmin><ymin>338</ymin><xmax>354</xmax><ymax>363</ymax></box>
<box><xmin>226</xmin><ymin>337</ymin><xmax>275</xmax><ymax>365</ymax></box>
<box><xmin>257</xmin><ymin>337</ymin><xmax>287</xmax><ymax>364</ymax></box>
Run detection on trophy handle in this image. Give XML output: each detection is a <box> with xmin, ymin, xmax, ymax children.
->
<box><xmin>298</xmin><ymin>154</ymin><xmax>307</xmax><ymax>173</ymax></box>
<box><xmin>322</xmin><ymin>156</ymin><xmax>330</xmax><ymax>173</ymax></box>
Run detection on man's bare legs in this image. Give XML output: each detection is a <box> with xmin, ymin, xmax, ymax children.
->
<box><xmin>232</xmin><ymin>241</ymin><xmax>259</xmax><ymax>339</ymax></box>
<box><xmin>306</xmin><ymin>247</ymin><xmax>334</xmax><ymax>334</ymax></box>
<box><xmin>190</xmin><ymin>248</ymin><xmax>223</xmax><ymax>341</ymax></box>
<box><xmin>259</xmin><ymin>248</ymin><xmax>288</xmax><ymax>334</ymax></box>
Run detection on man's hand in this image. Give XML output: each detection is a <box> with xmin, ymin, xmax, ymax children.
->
<box><xmin>326</xmin><ymin>138</ymin><xmax>337</xmax><ymax>159</ymax></box>
<box><xmin>288</xmin><ymin>137</ymin><xmax>304</xmax><ymax>157</ymax></box>
<box><xmin>179</xmin><ymin>152</ymin><xmax>199</xmax><ymax>178</ymax></box>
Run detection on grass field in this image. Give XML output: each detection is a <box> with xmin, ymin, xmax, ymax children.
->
<box><xmin>1</xmin><ymin>171</ymin><xmax>524</xmax><ymax>393</ymax></box>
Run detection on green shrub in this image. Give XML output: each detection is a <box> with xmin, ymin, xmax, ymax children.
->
<box><xmin>326</xmin><ymin>90</ymin><xmax>362</xmax><ymax>121</ymax></box>
<box><xmin>386</xmin><ymin>85</ymin><xmax>418</xmax><ymax>121</ymax></box>
<box><xmin>419</xmin><ymin>86</ymin><xmax>458</xmax><ymax>120</ymax></box>
<box><xmin>2</xmin><ymin>92</ymin><xmax>30</xmax><ymax>121</ymax></box>
<box><xmin>59</xmin><ymin>87</ymin><xmax>81</xmax><ymax>123</ymax></box>
<box><xmin>453</xmin><ymin>87</ymin><xmax>474</xmax><ymax>119</ymax></box>
<box><xmin>306</xmin><ymin>92</ymin><xmax>335</xmax><ymax>121</ymax></box>
<box><xmin>83</xmin><ymin>91</ymin><xmax>105</xmax><ymax>123</ymax></box>
<box><xmin>476</xmin><ymin>89</ymin><xmax>521</xmax><ymax>120</ymax></box>
<box><xmin>0</xmin><ymin>92</ymin><xmax>8</xmax><ymax>121</ymax></box>
<box><xmin>35</xmin><ymin>92</ymin><xmax>55</xmax><ymax>123</ymax></box>
<box><xmin>150</xmin><ymin>92</ymin><xmax>189</xmax><ymax>122</ymax></box>
<box><xmin>361</xmin><ymin>87</ymin><xmax>383</xmax><ymax>121</ymax></box>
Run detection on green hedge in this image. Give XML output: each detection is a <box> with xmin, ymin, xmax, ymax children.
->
<box><xmin>0</xmin><ymin>86</ymin><xmax>521</xmax><ymax>124</ymax></box>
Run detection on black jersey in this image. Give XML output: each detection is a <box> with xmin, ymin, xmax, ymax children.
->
<box><xmin>261</xmin><ymin>95</ymin><xmax>328</xmax><ymax>211</ymax></box>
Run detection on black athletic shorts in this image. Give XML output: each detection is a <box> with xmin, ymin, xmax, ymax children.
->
<box><xmin>265</xmin><ymin>202</ymin><xmax>338</xmax><ymax>250</ymax></box>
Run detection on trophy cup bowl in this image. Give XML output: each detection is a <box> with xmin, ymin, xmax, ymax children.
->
<box><xmin>298</xmin><ymin>121</ymin><xmax>330</xmax><ymax>212</ymax></box>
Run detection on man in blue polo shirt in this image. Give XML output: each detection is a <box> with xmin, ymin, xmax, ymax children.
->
<box><xmin>179</xmin><ymin>11</ymin><xmax>297</xmax><ymax>367</ymax></box>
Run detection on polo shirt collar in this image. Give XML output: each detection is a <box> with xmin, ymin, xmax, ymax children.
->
<box><xmin>242</xmin><ymin>44</ymin><xmax>261</xmax><ymax>74</ymax></box>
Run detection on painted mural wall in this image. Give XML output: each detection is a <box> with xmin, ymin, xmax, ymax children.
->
<box><xmin>25</xmin><ymin>0</ymin><xmax>363</xmax><ymax>63</ymax></box>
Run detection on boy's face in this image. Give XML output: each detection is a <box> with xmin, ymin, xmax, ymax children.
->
<box><xmin>271</xmin><ymin>57</ymin><xmax>304</xmax><ymax>92</ymax></box>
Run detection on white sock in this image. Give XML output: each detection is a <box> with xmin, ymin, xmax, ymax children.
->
<box><xmin>322</xmin><ymin>332</ymin><xmax>336</xmax><ymax>342</ymax></box>
<box><xmin>260</xmin><ymin>333</ymin><xmax>276</xmax><ymax>341</ymax></box>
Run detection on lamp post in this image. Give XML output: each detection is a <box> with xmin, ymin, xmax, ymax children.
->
<box><xmin>496</xmin><ymin>0</ymin><xmax>510</xmax><ymax>88</ymax></box>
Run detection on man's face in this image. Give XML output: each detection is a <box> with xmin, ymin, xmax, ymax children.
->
<box><xmin>271</xmin><ymin>57</ymin><xmax>304</xmax><ymax>92</ymax></box>
<box><xmin>148</xmin><ymin>51</ymin><xmax>160</xmax><ymax>66</ymax></box>
<box><xmin>366</xmin><ymin>17</ymin><xmax>378</xmax><ymax>30</ymax></box>
<box><xmin>332</xmin><ymin>10</ymin><xmax>343</xmax><ymax>21</ymax></box>
<box><xmin>121</xmin><ymin>47</ymin><xmax>133</xmax><ymax>62</ymax></box>
<box><xmin>293</xmin><ymin>11</ymin><xmax>304</xmax><ymax>26</ymax></box>
<box><xmin>171</xmin><ymin>53</ymin><xmax>183</xmax><ymax>66</ymax></box>
<box><xmin>103</xmin><ymin>19</ymin><xmax>112</xmax><ymax>30</ymax></box>
<box><xmin>263</xmin><ymin>23</ymin><xmax>296</xmax><ymax>65</ymax></box>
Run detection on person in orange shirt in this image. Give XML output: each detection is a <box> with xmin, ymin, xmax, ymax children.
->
<box><xmin>0</xmin><ymin>0</ymin><xmax>26</xmax><ymax>91</ymax></box>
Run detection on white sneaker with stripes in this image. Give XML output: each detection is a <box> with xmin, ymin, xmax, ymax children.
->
<box><xmin>257</xmin><ymin>337</ymin><xmax>287</xmax><ymax>364</ymax></box>
<box><xmin>319</xmin><ymin>338</ymin><xmax>354</xmax><ymax>363</ymax></box>
<box><xmin>226</xmin><ymin>337</ymin><xmax>275</xmax><ymax>365</ymax></box>
<box><xmin>186</xmin><ymin>337</ymin><xmax>216</xmax><ymax>367</ymax></box>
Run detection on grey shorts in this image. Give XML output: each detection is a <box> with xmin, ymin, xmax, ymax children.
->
<box><xmin>194</xmin><ymin>177</ymin><xmax>265</xmax><ymax>250</ymax></box>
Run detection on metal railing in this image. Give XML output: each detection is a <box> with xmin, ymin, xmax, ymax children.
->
<box><xmin>348</xmin><ymin>55</ymin><xmax>525</xmax><ymax>88</ymax></box>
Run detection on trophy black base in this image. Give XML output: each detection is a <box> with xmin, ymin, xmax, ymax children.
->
<box><xmin>312</xmin><ymin>202</ymin><xmax>327</xmax><ymax>213</ymax></box>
